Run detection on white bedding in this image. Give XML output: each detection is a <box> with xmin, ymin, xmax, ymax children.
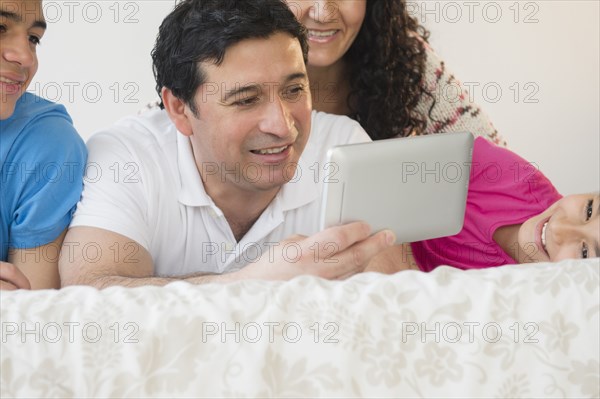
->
<box><xmin>1</xmin><ymin>259</ymin><xmax>599</xmax><ymax>398</ymax></box>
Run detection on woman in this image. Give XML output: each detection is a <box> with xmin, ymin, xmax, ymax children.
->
<box><xmin>285</xmin><ymin>0</ymin><xmax>505</xmax><ymax>144</ymax></box>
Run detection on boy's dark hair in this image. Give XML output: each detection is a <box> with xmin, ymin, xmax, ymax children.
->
<box><xmin>151</xmin><ymin>0</ymin><xmax>308</xmax><ymax>115</ymax></box>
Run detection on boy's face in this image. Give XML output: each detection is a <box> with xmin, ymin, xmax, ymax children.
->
<box><xmin>518</xmin><ymin>193</ymin><xmax>600</xmax><ymax>263</ymax></box>
<box><xmin>182</xmin><ymin>32</ymin><xmax>312</xmax><ymax>197</ymax></box>
<box><xmin>0</xmin><ymin>0</ymin><xmax>45</xmax><ymax>120</ymax></box>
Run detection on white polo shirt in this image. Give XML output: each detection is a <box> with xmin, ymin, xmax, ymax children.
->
<box><xmin>71</xmin><ymin>108</ymin><xmax>370</xmax><ymax>276</ymax></box>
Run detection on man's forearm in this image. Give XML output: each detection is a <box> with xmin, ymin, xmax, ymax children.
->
<box><xmin>61</xmin><ymin>222</ymin><xmax>396</xmax><ymax>288</ymax></box>
<box><xmin>80</xmin><ymin>270</ymin><xmax>242</xmax><ymax>289</ymax></box>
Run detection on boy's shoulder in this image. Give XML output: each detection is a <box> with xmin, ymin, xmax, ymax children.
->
<box><xmin>13</xmin><ymin>92</ymin><xmax>72</xmax><ymax>122</ymax></box>
<box><xmin>1</xmin><ymin>93</ymin><xmax>85</xmax><ymax>163</ymax></box>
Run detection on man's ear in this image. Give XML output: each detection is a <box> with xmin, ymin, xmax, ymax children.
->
<box><xmin>162</xmin><ymin>87</ymin><xmax>194</xmax><ymax>137</ymax></box>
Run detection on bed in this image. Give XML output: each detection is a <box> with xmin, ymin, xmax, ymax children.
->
<box><xmin>1</xmin><ymin>258</ymin><xmax>598</xmax><ymax>398</ymax></box>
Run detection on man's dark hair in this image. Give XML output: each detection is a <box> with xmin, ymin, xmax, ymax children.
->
<box><xmin>151</xmin><ymin>0</ymin><xmax>308</xmax><ymax>115</ymax></box>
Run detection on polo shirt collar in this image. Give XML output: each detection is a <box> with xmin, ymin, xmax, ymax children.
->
<box><xmin>176</xmin><ymin>132</ymin><xmax>319</xmax><ymax>211</ymax></box>
<box><xmin>273</xmin><ymin>157</ymin><xmax>319</xmax><ymax>212</ymax></box>
<box><xmin>177</xmin><ymin>132</ymin><xmax>212</xmax><ymax>207</ymax></box>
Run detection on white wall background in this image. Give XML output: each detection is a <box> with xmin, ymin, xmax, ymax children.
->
<box><xmin>32</xmin><ymin>0</ymin><xmax>599</xmax><ymax>195</ymax></box>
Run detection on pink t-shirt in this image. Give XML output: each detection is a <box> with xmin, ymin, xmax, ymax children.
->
<box><xmin>411</xmin><ymin>137</ymin><xmax>562</xmax><ymax>271</ymax></box>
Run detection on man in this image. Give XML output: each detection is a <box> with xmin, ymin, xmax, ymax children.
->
<box><xmin>60</xmin><ymin>0</ymin><xmax>394</xmax><ymax>288</ymax></box>
<box><xmin>0</xmin><ymin>0</ymin><xmax>87</xmax><ymax>290</ymax></box>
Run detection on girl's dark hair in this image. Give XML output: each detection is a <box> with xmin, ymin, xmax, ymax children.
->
<box><xmin>346</xmin><ymin>0</ymin><xmax>431</xmax><ymax>140</ymax></box>
<box><xmin>151</xmin><ymin>0</ymin><xmax>308</xmax><ymax>115</ymax></box>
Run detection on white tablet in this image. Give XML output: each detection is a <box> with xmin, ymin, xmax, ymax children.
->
<box><xmin>319</xmin><ymin>132</ymin><xmax>474</xmax><ymax>242</ymax></box>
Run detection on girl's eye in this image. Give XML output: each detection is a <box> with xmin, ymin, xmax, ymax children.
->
<box><xmin>0</xmin><ymin>24</ymin><xmax>6</xmax><ymax>34</ymax></box>
<box><xmin>29</xmin><ymin>35</ymin><xmax>41</xmax><ymax>46</ymax></box>
<box><xmin>582</xmin><ymin>243</ymin><xmax>589</xmax><ymax>259</ymax></box>
<box><xmin>586</xmin><ymin>199</ymin><xmax>593</xmax><ymax>221</ymax></box>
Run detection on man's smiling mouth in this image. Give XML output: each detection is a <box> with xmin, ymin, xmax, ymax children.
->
<box><xmin>251</xmin><ymin>145</ymin><xmax>290</xmax><ymax>155</ymax></box>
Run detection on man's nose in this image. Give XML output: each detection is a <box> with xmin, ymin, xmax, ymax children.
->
<box><xmin>258</xmin><ymin>96</ymin><xmax>294</xmax><ymax>139</ymax></box>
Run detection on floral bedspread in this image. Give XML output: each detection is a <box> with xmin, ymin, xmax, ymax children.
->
<box><xmin>1</xmin><ymin>259</ymin><xmax>598</xmax><ymax>398</ymax></box>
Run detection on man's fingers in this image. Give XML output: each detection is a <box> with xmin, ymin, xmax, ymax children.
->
<box><xmin>248</xmin><ymin>224</ymin><xmax>395</xmax><ymax>281</ymax></box>
<box><xmin>320</xmin><ymin>229</ymin><xmax>396</xmax><ymax>278</ymax></box>
<box><xmin>0</xmin><ymin>280</ymin><xmax>19</xmax><ymax>291</ymax></box>
<box><xmin>345</xmin><ymin>229</ymin><xmax>396</xmax><ymax>266</ymax></box>
<box><xmin>335</xmin><ymin>268</ymin><xmax>361</xmax><ymax>281</ymax></box>
<box><xmin>0</xmin><ymin>262</ymin><xmax>31</xmax><ymax>290</ymax></box>
<box><xmin>305</xmin><ymin>222</ymin><xmax>373</xmax><ymax>255</ymax></box>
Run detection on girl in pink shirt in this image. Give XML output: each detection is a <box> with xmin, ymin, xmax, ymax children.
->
<box><xmin>369</xmin><ymin>138</ymin><xmax>599</xmax><ymax>272</ymax></box>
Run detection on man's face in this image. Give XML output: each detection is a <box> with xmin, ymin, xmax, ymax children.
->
<box><xmin>0</xmin><ymin>0</ymin><xmax>45</xmax><ymax>120</ymax></box>
<box><xmin>186</xmin><ymin>32</ymin><xmax>312</xmax><ymax>197</ymax></box>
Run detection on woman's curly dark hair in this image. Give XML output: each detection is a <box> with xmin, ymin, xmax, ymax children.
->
<box><xmin>345</xmin><ymin>0</ymin><xmax>432</xmax><ymax>140</ymax></box>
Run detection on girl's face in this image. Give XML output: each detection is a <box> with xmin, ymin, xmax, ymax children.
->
<box><xmin>518</xmin><ymin>193</ymin><xmax>600</xmax><ymax>263</ymax></box>
<box><xmin>285</xmin><ymin>0</ymin><xmax>367</xmax><ymax>68</ymax></box>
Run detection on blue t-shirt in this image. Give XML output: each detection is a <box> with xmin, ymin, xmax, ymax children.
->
<box><xmin>0</xmin><ymin>93</ymin><xmax>87</xmax><ymax>261</ymax></box>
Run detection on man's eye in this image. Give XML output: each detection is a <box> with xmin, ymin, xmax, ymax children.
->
<box><xmin>233</xmin><ymin>97</ymin><xmax>259</xmax><ymax>107</ymax></box>
<box><xmin>283</xmin><ymin>85</ymin><xmax>305</xmax><ymax>101</ymax></box>
<box><xmin>0</xmin><ymin>24</ymin><xmax>6</xmax><ymax>34</ymax></box>
<box><xmin>582</xmin><ymin>243</ymin><xmax>588</xmax><ymax>259</ymax></box>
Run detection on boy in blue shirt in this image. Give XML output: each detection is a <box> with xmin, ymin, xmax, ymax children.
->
<box><xmin>1</xmin><ymin>0</ymin><xmax>86</xmax><ymax>289</ymax></box>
